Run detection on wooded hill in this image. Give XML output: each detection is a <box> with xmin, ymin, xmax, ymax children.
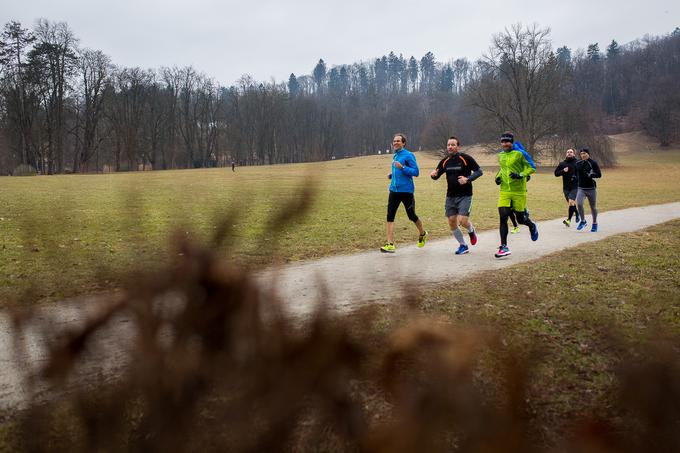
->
<box><xmin>1</xmin><ymin>21</ymin><xmax>678</xmax><ymax>174</ymax></box>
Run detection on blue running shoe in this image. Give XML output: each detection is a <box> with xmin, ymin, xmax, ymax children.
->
<box><xmin>530</xmin><ymin>223</ymin><xmax>539</xmax><ymax>241</ymax></box>
<box><xmin>455</xmin><ymin>244</ymin><xmax>469</xmax><ymax>255</ymax></box>
<box><xmin>577</xmin><ymin>220</ymin><xmax>587</xmax><ymax>231</ymax></box>
<box><xmin>591</xmin><ymin>223</ymin><xmax>598</xmax><ymax>232</ymax></box>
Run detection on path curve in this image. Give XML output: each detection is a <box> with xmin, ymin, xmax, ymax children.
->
<box><xmin>1</xmin><ymin>202</ymin><xmax>679</xmax><ymax>409</ymax></box>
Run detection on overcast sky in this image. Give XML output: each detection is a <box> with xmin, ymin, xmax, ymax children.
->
<box><xmin>2</xmin><ymin>0</ymin><xmax>678</xmax><ymax>86</ymax></box>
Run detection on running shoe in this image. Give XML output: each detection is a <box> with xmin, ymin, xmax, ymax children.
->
<box><xmin>591</xmin><ymin>223</ymin><xmax>598</xmax><ymax>233</ymax></box>
<box><xmin>455</xmin><ymin>244</ymin><xmax>469</xmax><ymax>255</ymax></box>
<box><xmin>510</xmin><ymin>226</ymin><xmax>521</xmax><ymax>234</ymax></box>
<box><xmin>380</xmin><ymin>243</ymin><xmax>396</xmax><ymax>253</ymax></box>
<box><xmin>563</xmin><ymin>219</ymin><xmax>571</xmax><ymax>227</ymax></box>
<box><xmin>576</xmin><ymin>220</ymin><xmax>587</xmax><ymax>231</ymax></box>
<box><xmin>530</xmin><ymin>223</ymin><xmax>539</xmax><ymax>241</ymax></box>
<box><xmin>469</xmin><ymin>230</ymin><xmax>478</xmax><ymax>246</ymax></box>
<box><xmin>417</xmin><ymin>231</ymin><xmax>428</xmax><ymax>248</ymax></box>
<box><xmin>494</xmin><ymin>245</ymin><xmax>511</xmax><ymax>258</ymax></box>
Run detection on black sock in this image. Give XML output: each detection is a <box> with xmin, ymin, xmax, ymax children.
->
<box><xmin>500</xmin><ymin>222</ymin><xmax>508</xmax><ymax>246</ymax></box>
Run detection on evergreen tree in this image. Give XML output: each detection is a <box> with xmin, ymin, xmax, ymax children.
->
<box><xmin>374</xmin><ymin>55</ymin><xmax>388</xmax><ymax>93</ymax></box>
<box><xmin>287</xmin><ymin>73</ymin><xmax>299</xmax><ymax>96</ymax></box>
<box><xmin>439</xmin><ymin>64</ymin><xmax>454</xmax><ymax>92</ymax></box>
<box><xmin>587</xmin><ymin>43</ymin><xmax>601</xmax><ymax>61</ymax></box>
<box><xmin>420</xmin><ymin>51</ymin><xmax>436</xmax><ymax>93</ymax></box>
<box><xmin>312</xmin><ymin>59</ymin><xmax>326</xmax><ymax>93</ymax></box>
<box><xmin>357</xmin><ymin>65</ymin><xmax>369</xmax><ymax>94</ymax></box>
<box><xmin>408</xmin><ymin>56</ymin><xmax>418</xmax><ymax>92</ymax></box>
<box><xmin>339</xmin><ymin>66</ymin><xmax>349</xmax><ymax>95</ymax></box>
<box><xmin>328</xmin><ymin>67</ymin><xmax>341</xmax><ymax>95</ymax></box>
<box><xmin>606</xmin><ymin>40</ymin><xmax>620</xmax><ymax>58</ymax></box>
<box><xmin>0</xmin><ymin>21</ymin><xmax>36</xmax><ymax>165</ymax></box>
<box><xmin>556</xmin><ymin>46</ymin><xmax>572</xmax><ymax>65</ymax></box>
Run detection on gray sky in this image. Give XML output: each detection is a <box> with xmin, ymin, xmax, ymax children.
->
<box><xmin>2</xmin><ymin>0</ymin><xmax>678</xmax><ymax>86</ymax></box>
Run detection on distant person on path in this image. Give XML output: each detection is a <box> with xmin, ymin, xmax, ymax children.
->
<box><xmin>575</xmin><ymin>147</ymin><xmax>602</xmax><ymax>232</ymax></box>
<box><xmin>554</xmin><ymin>148</ymin><xmax>580</xmax><ymax>227</ymax></box>
<box><xmin>380</xmin><ymin>133</ymin><xmax>427</xmax><ymax>253</ymax></box>
<box><xmin>231</xmin><ymin>161</ymin><xmax>236</xmax><ymax>172</ymax></box>
<box><xmin>430</xmin><ymin>136</ymin><xmax>483</xmax><ymax>255</ymax></box>
<box><xmin>494</xmin><ymin>132</ymin><xmax>539</xmax><ymax>258</ymax></box>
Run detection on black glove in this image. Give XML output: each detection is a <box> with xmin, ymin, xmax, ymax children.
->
<box><xmin>587</xmin><ymin>171</ymin><xmax>595</xmax><ymax>178</ymax></box>
<box><xmin>387</xmin><ymin>173</ymin><xmax>392</xmax><ymax>180</ymax></box>
<box><xmin>526</xmin><ymin>174</ymin><xmax>531</xmax><ymax>182</ymax></box>
<box><xmin>495</xmin><ymin>176</ymin><xmax>501</xmax><ymax>185</ymax></box>
<box><xmin>510</xmin><ymin>172</ymin><xmax>523</xmax><ymax>179</ymax></box>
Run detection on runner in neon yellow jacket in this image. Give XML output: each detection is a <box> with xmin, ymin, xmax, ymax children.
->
<box><xmin>495</xmin><ymin>141</ymin><xmax>536</xmax><ymax>194</ymax></box>
<box><xmin>493</xmin><ymin>133</ymin><xmax>539</xmax><ymax>259</ymax></box>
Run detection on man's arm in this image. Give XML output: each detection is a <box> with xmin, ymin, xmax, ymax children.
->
<box><xmin>467</xmin><ymin>167</ymin><xmax>483</xmax><ymax>182</ymax></box>
<box><xmin>590</xmin><ymin>160</ymin><xmax>602</xmax><ymax>178</ymax></box>
<box><xmin>430</xmin><ymin>159</ymin><xmax>445</xmax><ymax>180</ymax></box>
<box><xmin>401</xmin><ymin>154</ymin><xmax>419</xmax><ymax>177</ymax></box>
<box><xmin>465</xmin><ymin>155</ymin><xmax>483</xmax><ymax>182</ymax></box>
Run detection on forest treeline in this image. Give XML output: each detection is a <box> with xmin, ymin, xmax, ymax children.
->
<box><xmin>1</xmin><ymin>20</ymin><xmax>679</xmax><ymax>174</ymax></box>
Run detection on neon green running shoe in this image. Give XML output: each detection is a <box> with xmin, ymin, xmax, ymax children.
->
<box><xmin>510</xmin><ymin>226</ymin><xmax>521</xmax><ymax>234</ymax></box>
<box><xmin>417</xmin><ymin>230</ymin><xmax>428</xmax><ymax>248</ymax></box>
<box><xmin>380</xmin><ymin>243</ymin><xmax>396</xmax><ymax>253</ymax></box>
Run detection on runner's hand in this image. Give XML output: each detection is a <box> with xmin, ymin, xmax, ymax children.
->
<box><xmin>394</xmin><ymin>161</ymin><xmax>404</xmax><ymax>169</ymax></box>
<box><xmin>495</xmin><ymin>176</ymin><xmax>501</xmax><ymax>185</ymax></box>
<box><xmin>387</xmin><ymin>173</ymin><xmax>392</xmax><ymax>180</ymax></box>
<box><xmin>458</xmin><ymin>176</ymin><xmax>469</xmax><ymax>184</ymax></box>
<box><xmin>430</xmin><ymin>169</ymin><xmax>438</xmax><ymax>178</ymax></box>
<box><xmin>510</xmin><ymin>172</ymin><xmax>523</xmax><ymax>179</ymax></box>
<box><xmin>563</xmin><ymin>167</ymin><xmax>569</xmax><ymax>172</ymax></box>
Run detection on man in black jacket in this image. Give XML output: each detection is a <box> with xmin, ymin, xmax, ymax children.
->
<box><xmin>430</xmin><ymin>136</ymin><xmax>483</xmax><ymax>255</ymax></box>
<box><xmin>575</xmin><ymin>147</ymin><xmax>602</xmax><ymax>232</ymax></box>
<box><xmin>554</xmin><ymin>148</ymin><xmax>580</xmax><ymax>226</ymax></box>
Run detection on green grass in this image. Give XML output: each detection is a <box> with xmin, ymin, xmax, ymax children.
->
<box><xmin>413</xmin><ymin>218</ymin><xmax>680</xmax><ymax>443</ymax></box>
<box><xmin>1</xmin><ymin>133</ymin><xmax>680</xmax><ymax>304</ymax></box>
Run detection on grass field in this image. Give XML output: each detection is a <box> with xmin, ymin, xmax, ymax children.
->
<box><xmin>1</xmin><ymin>219</ymin><xmax>677</xmax><ymax>450</ymax></box>
<box><xmin>1</xmin><ymin>131</ymin><xmax>679</xmax><ymax>304</ymax></box>
<box><xmin>380</xmin><ymin>218</ymin><xmax>680</xmax><ymax>445</ymax></box>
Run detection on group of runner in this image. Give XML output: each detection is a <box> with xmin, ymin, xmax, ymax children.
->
<box><xmin>380</xmin><ymin>132</ymin><xmax>602</xmax><ymax>258</ymax></box>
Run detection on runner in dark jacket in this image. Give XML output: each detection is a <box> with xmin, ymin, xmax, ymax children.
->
<box><xmin>430</xmin><ymin>136</ymin><xmax>483</xmax><ymax>255</ymax></box>
<box><xmin>575</xmin><ymin>147</ymin><xmax>602</xmax><ymax>232</ymax></box>
<box><xmin>554</xmin><ymin>148</ymin><xmax>580</xmax><ymax>226</ymax></box>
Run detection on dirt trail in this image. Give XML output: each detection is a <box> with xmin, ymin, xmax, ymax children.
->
<box><xmin>257</xmin><ymin>202</ymin><xmax>680</xmax><ymax>317</ymax></box>
<box><xmin>1</xmin><ymin>202</ymin><xmax>679</xmax><ymax>410</ymax></box>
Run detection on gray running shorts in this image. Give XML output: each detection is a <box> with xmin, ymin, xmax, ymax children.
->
<box><xmin>563</xmin><ymin>188</ymin><xmax>578</xmax><ymax>201</ymax></box>
<box><xmin>445</xmin><ymin>196</ymin><xmax>473</xmax><ymax>217</ymax></box>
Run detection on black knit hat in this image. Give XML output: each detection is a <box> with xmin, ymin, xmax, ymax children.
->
<box><xmin>580</xmin><ymin>147</ymin><xmax>590</xmax><ymax>154</ymax></box>
<box><xmin>500</xmin><ymin>132</ymin><xmax>514</xmax><ymax>143</ymax></box>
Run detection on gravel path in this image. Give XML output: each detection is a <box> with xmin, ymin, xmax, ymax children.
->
<box><xmin>1</xmin><ymin>202</ymin><xmax>679</xmax><ymax>410</ymax></box>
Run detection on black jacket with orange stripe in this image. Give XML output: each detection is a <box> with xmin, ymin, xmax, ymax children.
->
<box><xmin>431</xmin><ymin>152</ymin><xmax>482</xmax><ymax>197</ymax></box>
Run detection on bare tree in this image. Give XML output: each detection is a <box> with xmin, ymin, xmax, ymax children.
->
<box><xmin>74</xmin><ymin>48</ymin><xmax>111</xmax><ymax>171</ymax></box>
<box><xmin>469</xmin><ymin>23</ymin><xmax>559</xmax><ymax>157</ymax></box>
<box><xmin>30</xmin><ymin>19</ymin><xmax>79</xmax><ymax>173</ymax></box>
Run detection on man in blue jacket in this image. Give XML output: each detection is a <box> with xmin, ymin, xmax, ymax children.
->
<box><xmin>380</xmin><ymin>133</ymin><xmax>427</xmax><ymax>253</ymax></box>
